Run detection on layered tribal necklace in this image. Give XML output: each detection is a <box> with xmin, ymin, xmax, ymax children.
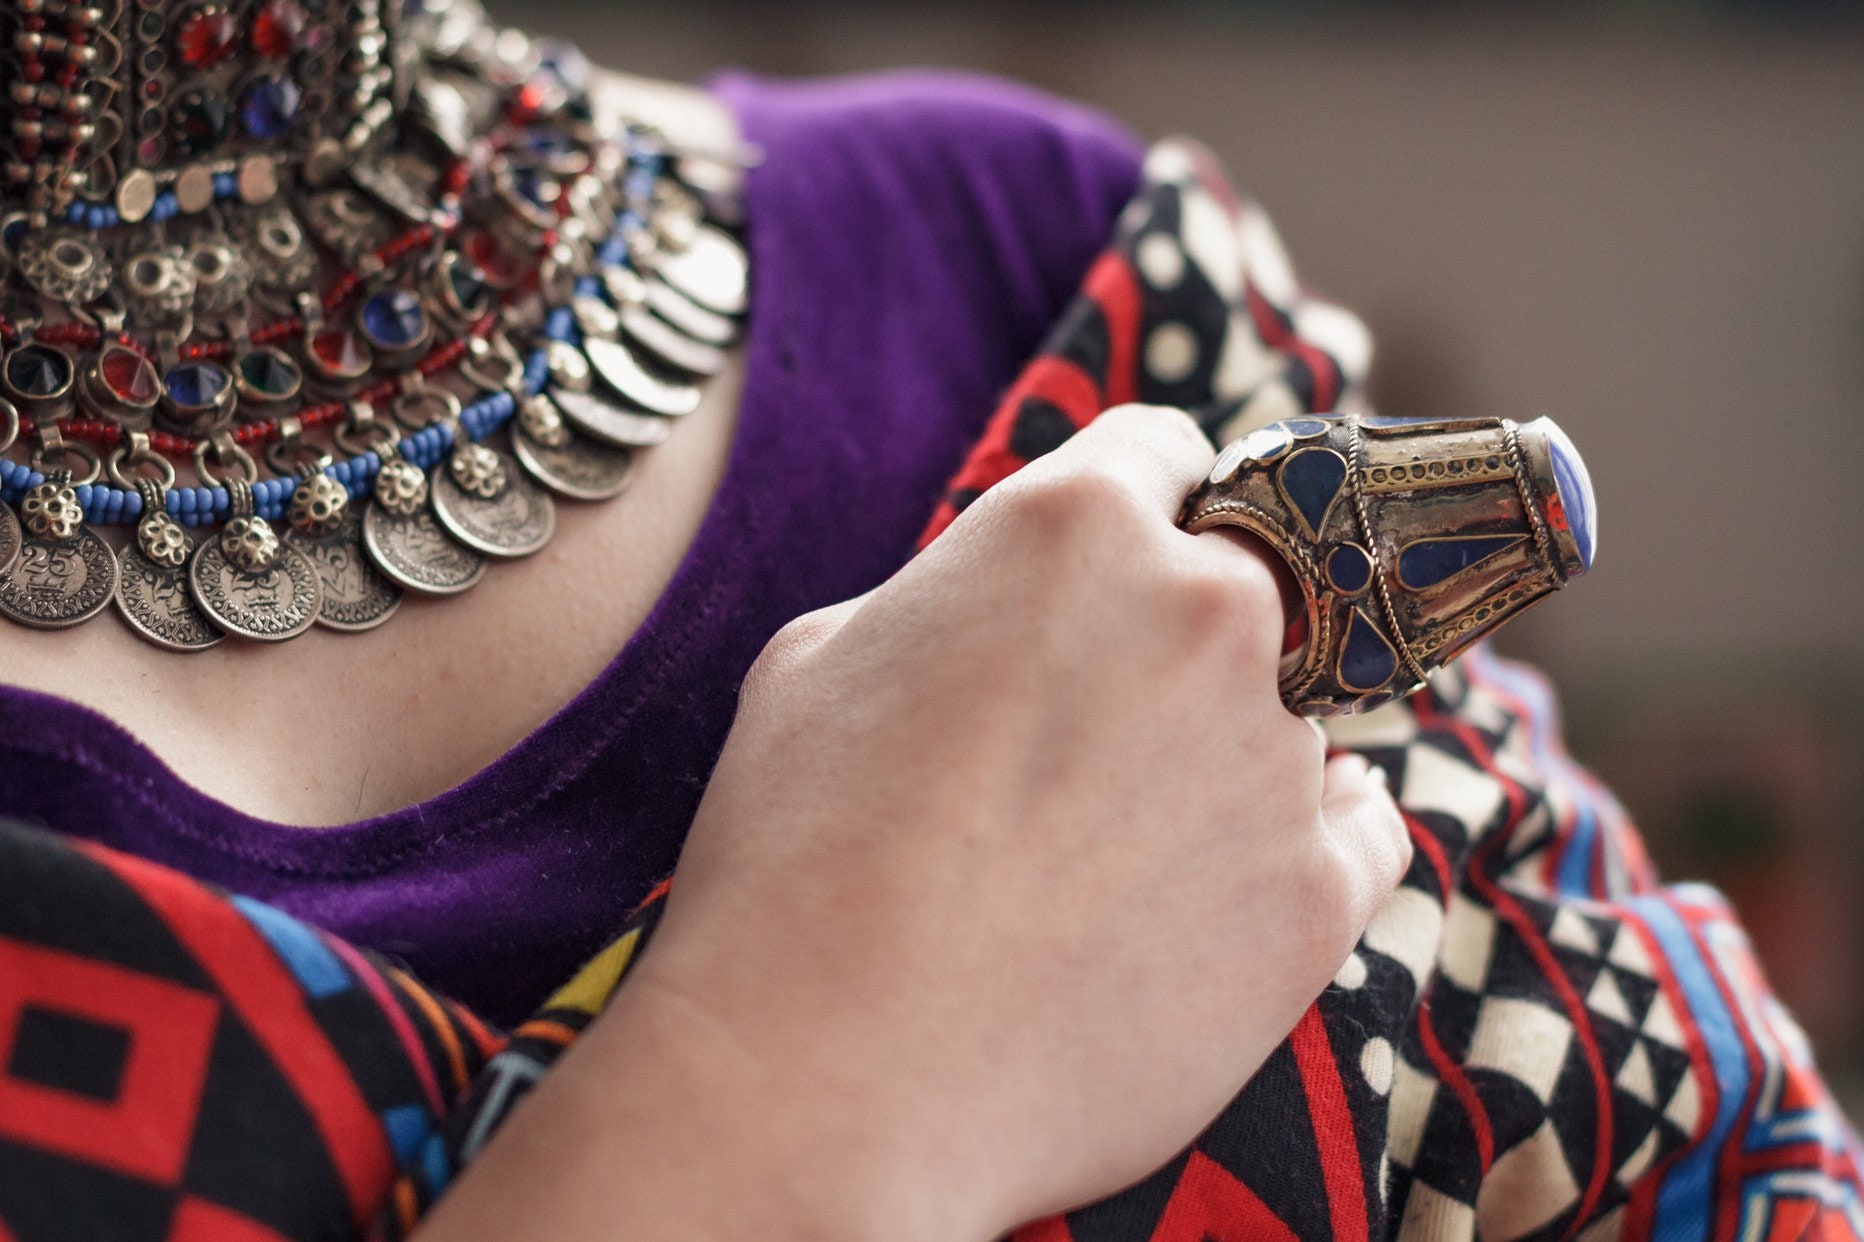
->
<box><xmin>0</xmin><ymin>0</ymin><xmax>748</xmax><ymax>648</ymax></box>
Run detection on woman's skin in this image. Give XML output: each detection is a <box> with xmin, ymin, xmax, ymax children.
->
<box><xmin>0</xmin><ymin>73</ymin><xmax>742</xmax><ymax>826</ymax></box>
<box><xmin>418</xmin><ymin>406</ymin><xmax>1410</xmax><ymax>1241</ymax></box>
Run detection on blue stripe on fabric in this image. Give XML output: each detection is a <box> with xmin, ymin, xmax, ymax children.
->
<box><xmin>382</xmin><ymin>1103</ymin><xmax>432</xmax><ymax>1165</ymax></box>
<box><xmin>232</xmin><ymin>895</ymin><xmax>353</xmax><ymax>998</ymax></box>
<box><xmin>1555</xmin><ymin>802</ymin><xmax>1599</xmax><ymax>897</ymax></box>
<box><xmin>1631</xmin><ymin>894</ymin><xmax>1751</xmax><ymax>1242</ymax></box>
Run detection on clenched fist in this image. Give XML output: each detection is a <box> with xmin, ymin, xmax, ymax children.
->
<box><xmin>422</xmin><ymin>405</ymin><xmax>1409</xmax><ymax>1242</ymax></box>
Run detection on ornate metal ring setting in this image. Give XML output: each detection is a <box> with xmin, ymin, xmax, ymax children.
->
<box><xmin>1180</xmin><ymin>413</ymin><xmax>1597</xmax><ymax>717</ymax></box>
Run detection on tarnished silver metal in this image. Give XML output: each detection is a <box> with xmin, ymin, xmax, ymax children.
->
<box><xmin>18</xmin><ymin>230</ymin><xmax>114</xmax><ymax>304</ymax></box>
<box><xmin>583</xmin><ymin>335</ymin><xmax>700</xmax><ymax>417</ymax></box>
<box><xmin>650</xmin><ymin>222</ymin><xmax>748</xmax><ymax>316</ymax></box>
<box><xmin>1181</xmin><ymin>413</ymin><xmax>1596</xmax><ymax>717</ymax></box>
<box><xmin>285</xmin><ymin>507</ymin><xmax>403</xmax><ymax>633</ymax></box>
<box><xmin>431</xmin><ymin>438</ymin><xmax>556</xmax><ymax>557</ymax></box>
<box><xmin>288</xmin><ymin>471</ymin><xmax>351</xmax><ymax>537</ymax></box>
<box><xmin>188</xmin><ymin>480</ymin><xmax>322</xmax><ymax>643</ymax></box>
<box><xmin>0</xmin><ymin>498</ymin><xmax>20</xmax><ymax>583</ymax></box>
<box><xmin>115</xmin><ymin>478</ymin><xmax>223</xmax><ymax>653</ymax></box>
<box><xmin>644</xmin><ymin>275</ymin><xmax>741</xmax><ymax>348</ymax></box>
<box><xmin>550</xmin><ymin>385</ymin><xmax>673</xmax><ymax>449</ymax></box>
<box><xmin>242</xmin><ymin>205</ymin><xmax>321</xmax><ymax>290</ymax></box>
<box><xmin>0</xmin><ymin>472</ymin><xmax>119</xmax><ymax>630</ymax></box>
<box><xmin>619</xmin><ymin>303</ymin><xmax>726</xmax><ymax>377</ymax></box>
<box><xmin>513</xmin><ymin>422</ymin><xmax>632</xmax><ymax>502</ymax></box>
<box><xmin>363</xmin><ymin>498</ymin><xmax>488</xmax><ymax>596</ymax></box>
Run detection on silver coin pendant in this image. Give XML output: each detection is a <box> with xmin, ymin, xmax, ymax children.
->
<box><xmin>653</xmin><ymin>222</ymin><xmax>748</xmax><ymax>316</ymax></box>
<box><xmin>116</xmin><ymin>542</ymin><xmax>224</xmax><ymax>652</ymax></box>
<box><xmin>0</xmin><ymin>503</ymin><xmax>21</xmax><ymax>579</ymax></box>
<box><xmin>361</xmin><ymin>502</ymin><xmax>487</xmax><ymax>596</ymax></box>
<box><xmin>188</xmin><ymin>536</ymin><xmax>323</xmax><ymax>643</ymax></box>
<box><xmin>431</xmin><ymin>447</ymin><xmax>556</xmax><ymax>558</ymax></box>
<box><xmin>513</xmin><ymin>424</ymin><xmax>634</xmax><ymax>501</ymax></box>
<box><xmin>283</xmin><ymin>509</ymin><xmax>403</xmax><ymax>632</ymax></box>
<box><xmin>551</xmin><ymin>387</ymin><xmax>674</xmax><ymax>449</ymax></box>
<box><xmin>0</xmin><ymin>528</ymin><xmax>120</xmax><ymax>630</ymax></box>
<box><xmin>583</xmin><ymin>335</ymin><xmax>701</xmax><ymax>418</ymax></box>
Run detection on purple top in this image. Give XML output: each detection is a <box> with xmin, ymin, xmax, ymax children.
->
<box><xmin>0</xmin><ymin>71</ymin><xmax>1141</xmax><ymax>1023</ymax></box>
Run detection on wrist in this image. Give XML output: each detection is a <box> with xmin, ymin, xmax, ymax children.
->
<box><xmin>587</xmin><ymin>956</ymin><xmax>996</xmax><ymax>1242</ymax></box>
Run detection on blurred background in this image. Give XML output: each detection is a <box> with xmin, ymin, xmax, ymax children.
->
<box><xmin>492</xmin><ymin>0</ymin><xmax>1864</xmax><ymax>1105</ymax></box>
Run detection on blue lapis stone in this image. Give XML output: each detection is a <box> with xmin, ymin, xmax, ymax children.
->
<box><xmin>1537</xmin><ymin>417</ymin><xmax>1596</xmax><ymax>573</ymax></box>
<box><xmin>1278</xmin><ymin>448</ymin><xmax>1347</xmax><ymax>537</ymax></box>
<box><xmin>166</xmin><ymin>361</ymin><xmax>231</xmax><ymax>408</ymax></box>
<box><xmin>361</xmin><ymin>289</ymin><xmax>429</xmax><ymax>351</ymax></box>
<box><xmin>1327</xmin><ymin>543</ymin><xmax>1374</xmax><ymax>594</ymax></box>
<box><xmin>1398</xmin><ymin>536</ymin><xmax>1524</xmax><ymax>590</ymax></box>
<box><xmin>1339</xmin><ymin>610</ymin><xmax>1399</xmax><ymax>693</ymax></box>
<box><xmin>1277</xmin><ymin>417</ymin><xmax>1332</xmax><ymax>440</ymax></box>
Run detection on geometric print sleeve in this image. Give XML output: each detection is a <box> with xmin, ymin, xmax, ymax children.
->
<box><xmin>0</xmin><ymin>817</ymin><xmax>505</xmax><ymax>1242</ymax></box>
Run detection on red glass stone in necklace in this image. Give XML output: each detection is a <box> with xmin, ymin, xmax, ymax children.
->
<box><xmin>99</xmin><ymin>344</ymin><xmax>161</xmax><ymax>410</ymax></box>
<box><xmin>177</xmin><ymin>7</ymin><xmax>238</xmax><ymax>68</ymax></box>
<box><xmin>251</xmin><ymin>0</ymin><xmax>304</xmax><ymax>59</ymax></box>
<box><xmin>307</xmin><ymin>328</ymin><xmax>372</xmax><ymax>384</ymax></box>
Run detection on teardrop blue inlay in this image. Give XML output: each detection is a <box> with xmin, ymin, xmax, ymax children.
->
<box><xmin>1339</xmin><ymin>610</ymin><xmax>1399</xmax><ymax>692</ymax></box>
<box><xmin>1278</xmin><ymin>417</ymin><xmax>1332</xmax><ymax>439</ymax></box>
<box><xmin>1278</xmin><ymin>448</ymin><xmax>1346</xmax><ymax>537</ymax></box>
<box><xmin>1397</xmin><ymin>536</ymin><xmax>1523</xmax><ymax>590</ymax></box>
<box><xmin>1327</xmin><ymin>543</ymin><xmax>1373</xmax><ymax>594</ymax></box>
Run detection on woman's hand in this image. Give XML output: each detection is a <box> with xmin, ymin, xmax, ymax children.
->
<box><xmin>421</xmin><ymin>405</ymin><xmax>1409</xmax><ymax>1242</ymax></box>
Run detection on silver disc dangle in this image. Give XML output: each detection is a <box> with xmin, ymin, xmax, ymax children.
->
<box><xmin>652</xmin><ymin>222</ymin><xmax>749</xmax><ymax>317</ymax></box>
<box><xmin>360</xmin><ymin>451</ymin><xmax>487</xmax><ymax>596</ymax></box>
<box><xmin>430</xmin><ymin>439</ymin><xmax>556</xmax><ymax>558</ymax></box>
<box><xmin>188</xmin><ymin>480</ymin><xmax>323</xmax><ymax>643</ymax></box>
<box><xmin>583</xmin><ymin>335</ymin><xmax>701</xmax><ymax>418</ymax></box>
<box><xmin>0</xmin><ymin>474</ymin><xmax>119</xmax><ymax>630</ymax></box>
<box><xmin>512</xmin><ymin>395</ymin><xmax>633</xmax><ymax>502</ymax></box>
<box><xmin>115</xmin><ymin>480</ymin><xmax>224</xmax><ymax>652</ymax></box>
<box><xmin>550</xmin><ymin>386</ymin><xmax>674</xmax><ymax>450</ymax></box>
<box><xmin>280</xmin><ymin>471</ymin><xmax>402</xmax><ymax>632</ymax></box>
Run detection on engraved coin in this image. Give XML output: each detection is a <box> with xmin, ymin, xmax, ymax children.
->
<box><xmin>115</xmin><ymin>544</ymin><xmax>224</xmax><ymax>652</ymax></box>
<box><xmin>620</xmin><ymin>302</ymin><xmax>727</xmax><ymax>377</ymax></box>
<box><xmin>189</xmin><ymin>536</ymin><xmax>323</xmax><ymax>643</ymax></box>
<box><xmin>362</xmin><ymin>502</ymin><xmax>487</xmax><ymax>596</ymax></box>
<box><xmin>513</xmin><ymin>424</ymin><xmax>633</xmax><ymax>501</ymax></box>
<box><xmin>583</xmin><ymin>336</ymin><xmax>701</xmax><ymax>418</ymax></box>
<box><xmin>283</xmin><ymin>509</ymin><xmax>402</xmax><ymax>632</ymax></box>
<box><xmin>551</xmin><ymin>386</ymin><xmax>674</xmax><ymax>449</ymax></box>
<box><xmin>0</xmin><ymin>529</ymin><xmax>120</xmax><ymax>630</ymax></box>
<box><xmin>0</xmin><ymin>503</ymin><xmax>21</xmax><ymax>579</ymax></box>
<box><xmin>652</xmin><ymin>222</ymin><xmax>748</xmax><ymax>316</ymax></box>
<box><xmin>431</xmin><ymin>447</ymin><xmax>556</xmax><ymax>558</ymax></box>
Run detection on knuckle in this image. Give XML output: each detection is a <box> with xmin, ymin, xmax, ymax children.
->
<box><xmin>745</xmin><ymin>611</ymin><xmax>836</xmax><ymax>689</ymax></box>
<box><xmin>999</xmin><ymin>465</ymin><xmax>1146</xmax><ymax>546</ymax></box>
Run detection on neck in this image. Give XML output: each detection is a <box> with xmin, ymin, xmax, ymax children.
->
<box><xmin>1</xmin><ymin>0</ymin><xmax>407</xmax><ymax>224</ymax></box>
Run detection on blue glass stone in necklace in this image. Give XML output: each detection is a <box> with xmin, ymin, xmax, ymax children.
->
<box><xmin>241</xmin><ymin>76</ymin><xmax>304</xmax><ymax>142</ymax></box>
<box><xmin>359</xmin><ymin>289</ymin><xmax>433</xmax><ymax>355</ymax></box>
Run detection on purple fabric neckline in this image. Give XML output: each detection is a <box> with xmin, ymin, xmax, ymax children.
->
<box><xmin>0</xmin><ymin>79</ymin><xmax>789</xmax><ymax>879</ymax></box>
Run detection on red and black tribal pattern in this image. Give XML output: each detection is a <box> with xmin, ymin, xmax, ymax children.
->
<box><xmin>0</xmin><ymin>139</ymin><xmax>1858</xmax><ymax>1242</ymax></box>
